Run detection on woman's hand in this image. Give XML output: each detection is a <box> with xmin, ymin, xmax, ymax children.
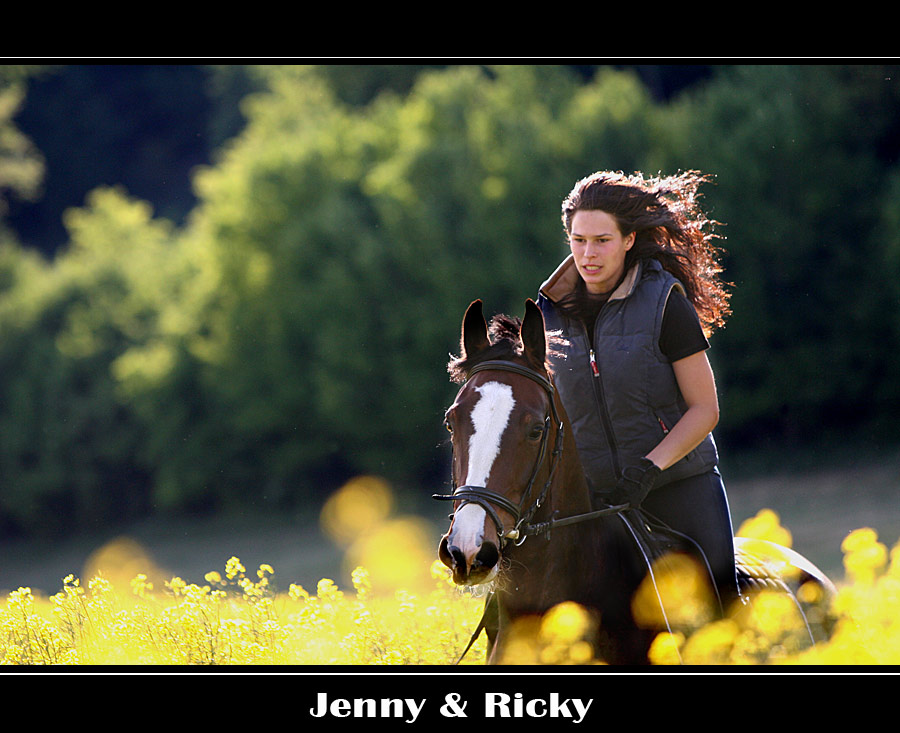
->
<box><xmin>645</xmin><ymin>351</ymin><xmax>720</xmax><ymax>471</ymax></box>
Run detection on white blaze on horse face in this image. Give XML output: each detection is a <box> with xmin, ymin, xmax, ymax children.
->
<box><xmin>452</xmin><ymin>381</ymin><xmax>516</xmax><ymax>557</ymax></box>
<box><xmin>466</xmin><ymin>382</ymin><xmax>516</xmax><ymax>486</ymax></box>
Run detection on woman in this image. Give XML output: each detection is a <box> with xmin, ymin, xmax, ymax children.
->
<box><xmin>536</xmin><ymin>170</ymin><xmax>739</xmax><ymax>612</ymax></box>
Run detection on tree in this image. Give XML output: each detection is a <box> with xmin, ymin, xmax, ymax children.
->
<box><xmin>0</xmin><ymin>78</ymin><xmax>44</xmax><ymax>244</ymax></box>
<box><xmin>0</xmin><ymin>188</ymin><xmax>180</xmax><ymax>534</ymax></box>
<box><xmin>656</xmin><ymin>64</ymin><xmax>900</xmax><ymax>446</ymax></box>
<box><xmin>173</xmin><ymin>64</ymin><xmax>662</xmax><ymax>508</ymax></box>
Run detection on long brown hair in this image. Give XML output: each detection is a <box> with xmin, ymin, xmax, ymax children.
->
<box><xmin>560</xmin><ymin>170</ymin><xmax>732</xmax><ymax>335</ymax></box>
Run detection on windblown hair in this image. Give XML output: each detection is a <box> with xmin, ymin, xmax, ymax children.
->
<box><xmin>560</xmin><ymin>170</ymin><xmax>732</xmax><ymax>335</ymax></box>
<box><xmin>447</xmin><ymin>314</ymin><xmax>566</xmax><ymax>385</ymax></box>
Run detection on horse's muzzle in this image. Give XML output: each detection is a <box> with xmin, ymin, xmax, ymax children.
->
<box><xmin>439</xmin><ymin>533</ymin><xmax>500</xmax><ymax>586</ymax></box>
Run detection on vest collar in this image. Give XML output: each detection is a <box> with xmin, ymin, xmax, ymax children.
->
<box><xmin>539</xmin><ymin>254</ymin><xmax>646</xmax><ymax>304</ymax></box>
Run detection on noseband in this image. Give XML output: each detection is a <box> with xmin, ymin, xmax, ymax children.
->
<box><xmin>433</xmin><ymin>359</ymin><xmax>565</xmax><ymax>548</ymax></box>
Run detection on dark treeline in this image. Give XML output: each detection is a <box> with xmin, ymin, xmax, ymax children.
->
<box><xmin>5</xmin><ymin>64</ymin><xmax>713</xmax><ymax>257</ymax></box>
<box><xmin>1</xmin><ymin>63</ymin><xmax>898</xmax><ymax>539</ymax></box>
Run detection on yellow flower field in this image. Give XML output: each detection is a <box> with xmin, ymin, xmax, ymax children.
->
<box><xmin>2</xmin><ymin>477</ymin><xmax>899</xmax><ymax>666</ymax></box>
<box><xmin>0</xmin><ymin>558</ymin><xmax>490</xmax><ymax>665</ymax></box>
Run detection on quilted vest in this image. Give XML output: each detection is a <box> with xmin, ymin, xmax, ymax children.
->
<box><xmin>537</xmin><ymin>256</ymin><xmax>719</xmax><ymax>494</ymax></box>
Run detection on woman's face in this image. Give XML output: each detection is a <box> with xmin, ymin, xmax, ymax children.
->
<box><xmin>568</xmin><ymin>210</ymin><xmax>635</xmax><ymax>295</ymax></box>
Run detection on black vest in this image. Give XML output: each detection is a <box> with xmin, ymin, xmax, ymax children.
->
<box><xmin>538</xmin><ymin>257</ymin><xmax>719</xmax><ymax>493</ymax></box>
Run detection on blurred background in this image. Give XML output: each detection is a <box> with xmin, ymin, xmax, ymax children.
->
<box><xmin>1</xmin><ymin>63</ymin><xmax>899</xmax><ymax>596</ymax></box>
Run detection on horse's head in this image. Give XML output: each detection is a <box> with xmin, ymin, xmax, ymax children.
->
<box><xmin>437</xmin><ymin>299</ymin><xmax>563</xmax><ymax>586</ymax></box>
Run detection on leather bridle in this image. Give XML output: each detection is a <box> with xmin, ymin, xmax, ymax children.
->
<box><xmin>433</xmin><ymin>359</ymin><xmax>565</xmax><ymax>548</ymax></box>
<box><xmin>434</xmin><ymin>359</ymin><xmax>629</xmax><ymax>548</ymax></box>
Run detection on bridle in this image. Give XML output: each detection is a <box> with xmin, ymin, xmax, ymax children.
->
<box><xmin>435</xmin><ymin>359</ymin><xmax>676</xmax><ymax>666</ymax></box>
<box><xmin>433</xmin><ymin>359</ymin><xmax>626</xmax><ymax>548</ymax></box>
<box><xmin>434</xmin><ymin>360</ymin><xmax>562</xmax><ymax>548</ymax></box>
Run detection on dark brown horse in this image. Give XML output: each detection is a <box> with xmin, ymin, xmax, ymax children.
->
<box><xmin>436</xmin><ymin>299</ymin><xmax>835</xmax><ymax>665</ymax></box>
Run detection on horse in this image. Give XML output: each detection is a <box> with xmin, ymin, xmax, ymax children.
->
<box><xmin>435</xmin><ymin>299</ymin><xmax>836</xmax><ymax>665</ymax></box>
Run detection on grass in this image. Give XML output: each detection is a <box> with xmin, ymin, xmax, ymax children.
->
<box><xmin>1</xmin><ymin>454</ymin><xmax>899</xmax><ymax>666</ymax></box>
<box><xmin>6</xmin><ymin>448</ymin><xmax>898</xmax><ymax>597</ymax></box>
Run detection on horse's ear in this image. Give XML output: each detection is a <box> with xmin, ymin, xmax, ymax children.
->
<box><xmin>462</xmin><ymin>299</ymin><xmax>490</xmax><ymax>358</ymax></box>
<box><xmin>521</xmin><ymin>299</ymin><xmax>547</xmax><ymax>369</ymax></box>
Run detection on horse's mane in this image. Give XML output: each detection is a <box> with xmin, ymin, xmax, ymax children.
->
<box><xmin>447</xmin><ymin>314</ymin><xmax>567</xmax><ymax>385</ymax></box>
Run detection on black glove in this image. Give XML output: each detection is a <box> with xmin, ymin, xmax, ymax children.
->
<box><xmin>609</xmin><ymin>457</ymin><xmax>661</xmax><ymax>509</ymax></box>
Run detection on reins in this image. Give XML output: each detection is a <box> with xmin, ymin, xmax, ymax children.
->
<box><xmin>434</xmin><ymin>358</ymin><xmax>630</xmax><ymax>665</ymax></box>
<box><xmin>433</xmin><ymin>359</ymin><xmax>628</xmax><ymax>547</ymax></box>
<box><xmin>434</xmin><ymin>358</ymin><xmax>774</xmax><ymax>666</ymax></box>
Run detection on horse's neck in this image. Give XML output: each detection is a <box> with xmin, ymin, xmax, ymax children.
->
<box><xmin>503</xmin><ymin>439</ymin><xmax>596</xmax><ymax>612</ymax></box>
<box><xmin>497</xmin><ymin>394</ymin><xmax>600</xmax><ymax>614</ymax></box>
<box><xmin>553</xmin><ymin>399</ymin><xmax>593</xmax><ymax>515</ymax></box>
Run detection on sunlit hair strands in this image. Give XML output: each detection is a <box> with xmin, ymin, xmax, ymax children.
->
<box><xmin>560</xmin><ymin>170</ymin><xmax>732</xmax><ymax>337</ymax></box>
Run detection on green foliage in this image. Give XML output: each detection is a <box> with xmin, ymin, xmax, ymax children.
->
<box><xmin>1</xmin><ymin>64</ymin><xmax>899</xmax><ymax>534</ymax></box>
<box><xmin>0</xmin><ymin>190</ymin><xmax>159</xmax><ymax>533</ymax></box>
<box><xmin>0</xmin><ymin>82</ymin><xmax>44</xmax><ymax>222</ymax></box>
<box><xmin>657</xmin><ymin>65</ymin><xmax>900</xmax><ymax>440</ymax></box>
<box><xmin>170</xmin><ymin>64</ymin><xmax>661</xmax><ymax>509</ymax></box>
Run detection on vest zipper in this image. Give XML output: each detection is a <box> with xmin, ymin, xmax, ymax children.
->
<box><xmin>585</xmin><ymin>329</ymin><xmax>621</xmax><ymax>483</ymax></box>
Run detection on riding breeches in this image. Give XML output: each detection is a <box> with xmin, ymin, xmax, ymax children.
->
<box><xmin>640</xmin><ymin>468</ymin><xmax>739</xmax><ymax>608</ymax></box>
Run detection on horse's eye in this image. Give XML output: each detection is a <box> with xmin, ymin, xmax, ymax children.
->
<box><xmin>444</xmin><ymin>418</ymin><xmax>453</xmax><ymax>434</ymax></box>
<box><xmin>529</xmin><ymin>424</ymin><xmax>545</xmax><ymax>441</ymax></box>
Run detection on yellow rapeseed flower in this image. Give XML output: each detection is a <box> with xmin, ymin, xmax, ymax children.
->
<box><xmin>130</xmin><ymin>574</ymin><xmax>154</xmax><ymax>598</ymax></box>
<box><xmin>9</xmin><ymin>506</ymin><xmax>900</xmax><ymax>666</ymax></box>
<box><xmin>842</xmin><ymin>528</ymin><xmax>888</xmax><ymax>584</ymax></box>
<box><xmin>540</xmin><ymin>602</ymin><xmax>593</xmax><ymax>645</ymax></box>
<box><xmin>648</xmin><ymin>631</ymin><xmax>684</xmax><ymax>665</ymax></box>
<box><xmin>225</xmin><ymin>557</ymin><xmax>246</xmax><ymax>580</ymax></box>
<box><xmin>319</xmin><ymin>476</ymin><xmax>394</xmax><ymax>546</ymax></box>
<box><xmin>681</xmin><ymin>618</ymin><xmax>740</xmax><ymax>664</ymax></box>
<box><xmin>737</xmin><ymin>509</ymin><xmax>792</xmax><ymax>548</ymax></box>
<box><xmin>316</xmin><ymin>579</ymin><xmax>344</xmax><ymax>602</ymax></box>
<box><xmin>631</xmin><ymin>553</ymin><xmax>717</xmax><ymax>631</ymax></box>
<box><xmin>351</xmin><ymin>567</ymin><xmax>372</xmax><ymax>599</ymax></box>
<box><xmin>165</xmin><ymin>577</ymin><xmax>187</xmax><ymax>596</ymax></box>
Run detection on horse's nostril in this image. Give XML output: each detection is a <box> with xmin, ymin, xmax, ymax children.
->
<box><xmin>475</xmin><ymin>541</ymin><xmax>499</xmax><ymax>570</ymax></box>
<box><xmin>450</xmin><ymin>545</ymin><xmax>468</xmax><ymax>568</ymax></box>
<box><xmin>439</xmin><ymin>536</ymin><xmax>467</xmax><ymax>568</ymax></box>
<box><xmin>438</xmin><ymin>536</ymin><xmax>454</xmax><ymax>568</ymax></box>
<box><xmin>439</xmin><ymin>534</ymin><xmax>500</xmax><ymax>585</ymax></box>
